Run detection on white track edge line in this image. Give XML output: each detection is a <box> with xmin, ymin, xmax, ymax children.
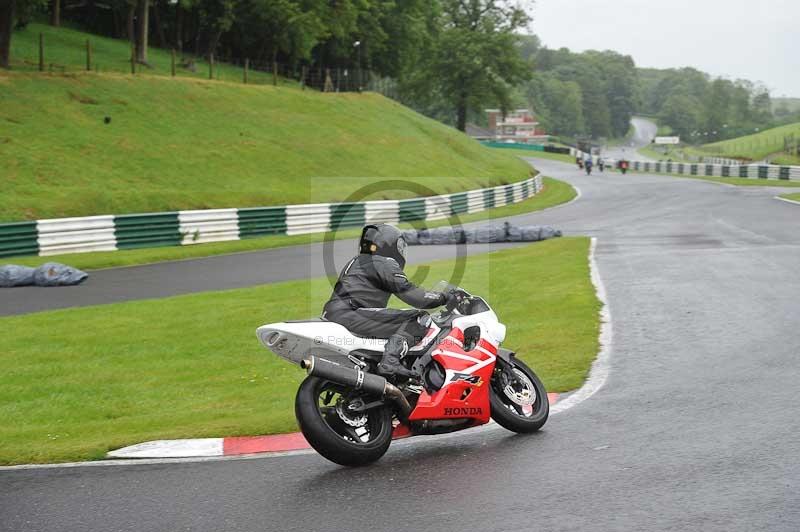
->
<box><xmin>0</xmin><ymin>237</ymin><xmax>610</xmax><ymax>471</ymax></box>
<box><xmin>549</xmin><ymin>236</ymin><xmax>612</xmax><ymax>414</ymax></box>
<box><xmin>774</xmin><ymin>195</ymin><xmax>800</xmax><ymax>206</ymax></box>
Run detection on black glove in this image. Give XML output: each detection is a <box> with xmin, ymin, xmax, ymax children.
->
<box><xmin>444</xmin><ymin>288</ymin><xmax>466</xmax><ymax>311</ymax></box>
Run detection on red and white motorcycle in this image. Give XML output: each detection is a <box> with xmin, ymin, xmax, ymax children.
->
<box><xmin>257</xmin><ymin>285</ymin><xmax>548</xmax><ymax>466</ymax></box>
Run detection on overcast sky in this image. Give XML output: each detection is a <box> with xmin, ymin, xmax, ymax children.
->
<box><xmin>530</xmin><ymin>0</ymin><xmax>800</xmax><ymax>97</ymax></box>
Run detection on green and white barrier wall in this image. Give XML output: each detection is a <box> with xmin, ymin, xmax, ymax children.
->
<box><xmin>0</xmin><ymin>175</ymin><xmax>542</xmax><ymax>258</ymax></box>
<box><xmin>613</xmin><ymin>160</ymin><xmax>800</xmax><ymax>180</ymax></box>
<box><xmin>482</xmin><ymin>141</ymin><xmax>799</xmax><ymax>180</ymax></box>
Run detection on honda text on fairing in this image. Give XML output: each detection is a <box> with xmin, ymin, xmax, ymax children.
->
<box><xmin>256</xmin><ymin>284</ymin><xmax>549</xmax><ymax>466</ymax></box>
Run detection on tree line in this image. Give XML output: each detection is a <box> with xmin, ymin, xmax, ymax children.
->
<box><xmin>516</xmin><ymin>38</ymin><xmax>638</xmax><ymax>140</ymax></box>
<box><xmin>2</xmin><ymin>0</ymin><xmax>796</xmax><ymax>141</ymax></box>
<box><xmin>1</xmin><ymin>0</ymin><xmax>533</xmax><ymax>133</ymax></box>
<box><xmin>639</xmin><ymin>67</ymin><xmax>798</xmax><ymax>144</ymax></box>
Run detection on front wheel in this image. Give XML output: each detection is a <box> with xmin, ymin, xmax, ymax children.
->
<box><xmin>295</xmin><ymin>376</ymin><xmax>393</xmax><ymax>466</ymax></box>
<box><xmin>490</xmin><ymin>357</ymin><xmax>549</xmax><ymax>433</ymax></box>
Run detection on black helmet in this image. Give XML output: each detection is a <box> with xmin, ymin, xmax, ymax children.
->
<box><xmin>359</xmin><ymin>223</ymin><xmax>407</xmax><ymax>268</ymax></box>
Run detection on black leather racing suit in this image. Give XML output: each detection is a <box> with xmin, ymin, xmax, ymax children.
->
<box><xmin>322</xmin><ymin>254</ymin><xmax>446</xmax><ymax>349</ymax></box>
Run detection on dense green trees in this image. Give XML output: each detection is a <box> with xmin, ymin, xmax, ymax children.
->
<box><xmin>639</xmin><ymin>67</ymin><xmax>790</xmax><ymax>143</ymax></box>
<box><xmin>404</xmin><ymin>0</ymin><xmax>531</xmax><ymax>131</ymax></box>
<box><xmin>2</xmin><ymin>0</ymin><xmax>528</xmax><ymax>131</ymax></box>
<box><xmin>3</xmin><ymin>0</ymin><xmax>795</xmax><ymax>140</ymax></box>
<box><xmin>519</xmin><ymin>47</ymin><xmax>639</xmax><ymax>139</ymax></box>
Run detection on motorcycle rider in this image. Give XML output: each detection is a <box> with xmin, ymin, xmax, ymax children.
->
<box><xmin>322</xmin><ymin>223</ymin><xmax>455</xmax><ymax>379</ymax></box>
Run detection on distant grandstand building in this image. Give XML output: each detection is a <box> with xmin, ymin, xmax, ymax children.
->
<box><xmin>481</xmin><ymin>109</ymin><xmax>547</xmax><ymax>143</ymax></box>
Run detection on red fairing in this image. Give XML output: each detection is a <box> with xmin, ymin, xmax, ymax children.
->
<box><xmin>408</xmin><ymin>327</ymin><xmax>498</xmax><ymax>424</ymax></box>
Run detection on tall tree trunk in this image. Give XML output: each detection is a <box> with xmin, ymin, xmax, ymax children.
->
<box><xmin>152</xmin><ymin>0</ymin><xmax>165</xmax><ymax>48</ymax></box>
<box><xmin>136</xmin><ymin>0</ymin><xmax>148</xmax><ymax>64</ymax></box>
<box><xmin>456</xmin><ymin>91</ymin><xmax>468</xmax><ymax>132</ymax></box>
<box><xmin>192</xmin><ymin>8</ymin><xmax>201</xmax><ymax>58</ymax></box>
<box><xmin>126</xmin><ymin>2</ymin><xmax>135</xmax><ymax>43</ymax></box>
<box><xmin>206</xmin><ymin>28</ymin><xmax>222</xmax><ymax>60</ymax></box>
<box><xmin>0</xmin><ymin>0</ymin><xmax>14</xmax><ymax>69</ymax></box>
<box><xmin>174</xmin><ymin>1</ymin><xmax>182</xmax><ymax>55</ymax></box>
<box><xmin>50</xmin><ymin>0</ymin><xmax>61</xmax><ymax>27</ymax></box>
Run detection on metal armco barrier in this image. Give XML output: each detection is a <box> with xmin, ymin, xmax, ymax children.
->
<box><xmin>0</xmin><ymin>175</ymin><xmax>542</xmax><ymax>258</ymax></box>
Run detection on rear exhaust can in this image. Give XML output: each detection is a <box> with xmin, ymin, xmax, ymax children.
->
<box><xmin>301</xmin><ymin>356</ymin><xmax>411</xmax><ymax>418</ymax></box>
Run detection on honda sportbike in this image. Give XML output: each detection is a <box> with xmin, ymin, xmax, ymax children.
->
<box><xmin>256</xmin><ymin>285</ymin><xmax>549</xmax><ymax>466</ymax></box>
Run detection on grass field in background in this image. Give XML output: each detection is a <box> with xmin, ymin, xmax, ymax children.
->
<box><xmin>6</xmin><ymin>177</ymin><xmax>575</xmax><ymax>270</ymax></box>
<box><xmin>0</xmin><ymin>71</ymin><xmax>529</xmax><ymax>222</ymax></box>
<box><xmin>0</xmin><ymin>237</ymin><xmax>598</xmax><ymax>465</ymax></box>
<box><xmin>642</xmin><ymin>123</ymin><xmax>800</xmax><ymax>165</ymax></box>
<box><xmin>697</xmin><ymin>122</ymin><xmax>800</xmax><ymax>163</ymax></box>
<box><xmin>10</xmin><ymin>23</ymin><xmax>289</xmax><ymax>86</ymax></box>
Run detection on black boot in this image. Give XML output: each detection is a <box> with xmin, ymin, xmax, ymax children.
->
<box><xmin>377</xmin><ymin>335</ymin><xmax>416</xmax><ymax>379</ymax></box>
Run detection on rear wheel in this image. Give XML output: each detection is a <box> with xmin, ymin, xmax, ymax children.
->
<box><xmin>295</xmin><ymin>376</ymin><xmax>393</xmax><ymax>466</ymax></box>
<box><xmin>490</xmin><ymin>357</ymin><xmax>549</xmax><ymax>433</ymax></box>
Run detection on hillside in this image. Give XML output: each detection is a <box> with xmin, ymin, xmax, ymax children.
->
<box><xmin>9</xmin><ymin>23</ymin><xmax>285</xmax><ymax>86</ymax></box>
<box><xmin>0</xmin><ymin>71</ymin><xmax>529</xmax><ymax>222</ymax></box>
<box><xmin>694</xmin><ymin>122</ymin><xmax>800</xmax><ymax>164</ymax></box>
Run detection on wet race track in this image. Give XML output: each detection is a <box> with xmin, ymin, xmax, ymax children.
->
<box><xmin>2</xmin><ymin>159</ymin><xmax>799</xmax><ymax>532</ymax></box>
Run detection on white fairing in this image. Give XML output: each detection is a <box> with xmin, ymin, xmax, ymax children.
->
<box><xmin>257</xmin><ymin>319</ymin><xmax>443</xmax><ymax>367</ymax></box>
<box><xmin>452</xmin><ymin>309</ymin><xmax>506</xmax><ymax>345</ymax></box>
<box><xmin>257</xmin><ymin>321</ymin><xmax>387</xmax><ymax>366</ymax></box>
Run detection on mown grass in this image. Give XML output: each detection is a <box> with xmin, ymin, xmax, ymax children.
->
<box><xmin>9</xmin><ymin>23</ymin><xmax>291</xmax><ymax>86</ymax></box>
<box><xmin>0</xmin><ymin>237</ymin><xmax>598</xmax><ymax>464</ymax></box>
<box><xmin>697</xmin><ymin>122</ymin><xmax>800</xmax><ymax>163</ymax></box>
<box><xmin>490</xmin><ymin>147</ymin><xmax>576</xmax><ymax>164</ymax></box>
<box><xmin>0</xmin><ymin>71</ymin><xmax>529</xmax><ymax>222</ymax></box>
<box><xmin>621</xmin><ymin>169</ymin><xmax>800</xmax><ymax>188</ymax></box>
<box><xmin>780</xmin><ymin>193</ymin><xmax>800</xmax><ymax>202</ymax></box>
<box><xmin>6</xmin><ymin>177</ymin><xmax>575</xmax><ymax>270</ymax></box>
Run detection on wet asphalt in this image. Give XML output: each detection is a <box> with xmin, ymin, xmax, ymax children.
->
<box><xmin>1</xmin><ymin>159</ymin><xmax>799</xmax><ymax>532</ymax></box>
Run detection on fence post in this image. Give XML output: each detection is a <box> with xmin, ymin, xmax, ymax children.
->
<box><xmin>301</xmin><ymin>66</ymin><xmax>306</xmax><ymax>90</ymax></box>
<box><xmin>38</xmin><ymin>33</ymin><xmax>44</xmax><ymax>72</ymax></box>
<box><xmin>272</xmin><ymin>61</ymin><xmax>278</xmax><ymax>86</ymax></box>
<box><xmin>130</xmin><ymin>43</ymin><xmax>136</xmax><ymax>74</ymax></box>
<box><xmin>85</xmin><ymin>39</ymin><xmax>92</xmax><ymax>71</ymax></box>
<box><xmin>171</xmin><ymin>49</ymin><xmax>176</xmax><ymax>76</ymax></box>
<box><xmin>208</xmin><ymin>53</ymin><xmax>214</xmax><ymax>80</ymax></box>
<box><xmin>243</xmin><ymin>58</ymin><xmax>249</xmax><ymax>84</ymax></box>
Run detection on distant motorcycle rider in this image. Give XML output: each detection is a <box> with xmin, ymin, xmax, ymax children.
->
<box><xmin>322</xmin><ymin>224</ymin><xmax>455</xmax><ymax>379</ymax></box>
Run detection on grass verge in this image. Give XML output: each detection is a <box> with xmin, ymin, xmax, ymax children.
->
<box><xmin>0</xmin><ymin>237</ymin><xmax>598</xmax><ymax>465</ymax></box>
<box><xmin>5</xmin><ymin>177</ymin><xmax>576</xmax><ymax>270</ymax></box>
<box><xmin>621</xmin><ymin>170</ymin><xmax>800</xmax><ymax>188</ymax></box>
<box><xmin>780</xmin><ymin>193</ymin><xmax>800</xmax><ymax>202</ymax></box>
<box><xmin>491</xmin><ymin>148</ymin><xmax>576</xmax><ymax>164</ymax></box>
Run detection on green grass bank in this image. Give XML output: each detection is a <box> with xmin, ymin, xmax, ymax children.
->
<box><xmin>0</xmin><ymin>71</ymin><xmax>529</xmax><ymax>222</ymax></box>
<box><xmin>0</xmin><ymin>237</ymin><xmax>598</xmax><ymax>465</ymax></box>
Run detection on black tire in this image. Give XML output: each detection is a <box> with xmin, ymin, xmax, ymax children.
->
<box><xmin>295</xmin><ymin>376</ymin><xmax>393</xmax><ymax>466</ymax></box>
<box><xmin>490</xmin><ymin>357</ymin><xmax>549</xmax><ymax>433</ymax></box>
